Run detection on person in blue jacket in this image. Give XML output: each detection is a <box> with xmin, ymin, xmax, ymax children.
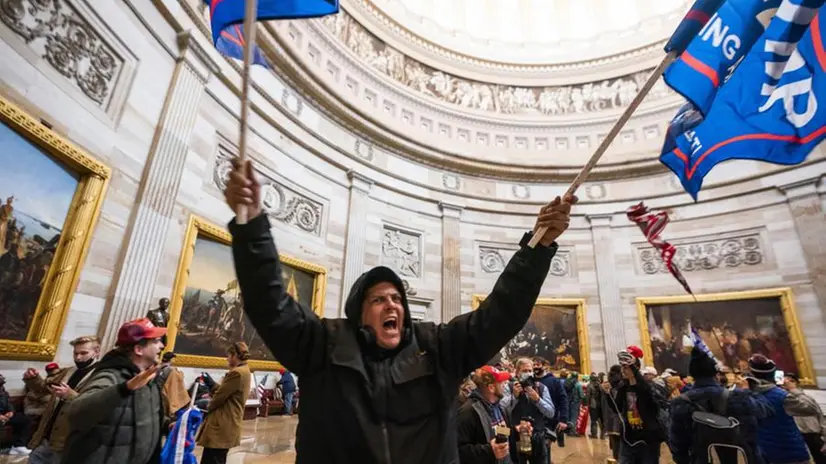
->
<box><xmin>277</xmin><ymin>368</ymin><xmax>297</xmax><ymax>415</ymax></box>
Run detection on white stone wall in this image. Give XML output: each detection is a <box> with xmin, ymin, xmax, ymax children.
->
<box><xmin>0</xmin><ymin>0</ymin><xmax>824</xmax><ymax>395</ymax></box>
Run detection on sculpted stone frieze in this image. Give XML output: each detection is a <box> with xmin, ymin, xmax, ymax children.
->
<box><xmin>214</xmin><ymin>148</ymin><xmax>324</xmax><ymax>235</ymax></box>
<box><xmin>636</xmin><ymin>233</ymin><xmax>764</xmax><ymax>275</ymax></box>
<box><xmin>479</xmin><ymin>246</ymin><xmax>570</xmax><ymax>277</ymax></box>
<box><xmin>0</xmin><ymin>0</ymin><xmax>123</xmax><ymax>107</ymax></box>
<box><xmin>319</xmin><ymin>11</ymin><xmax>672</xmax><ymax>116</ymax></box>
<box><xmin>382</xmin><ymin>226</ymin><xmax>422</xmax><ymax>278</ymax></box>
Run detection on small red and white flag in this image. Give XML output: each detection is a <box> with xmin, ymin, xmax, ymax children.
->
<box><xmin>627</xmin><ymin>202</ymin><xmax>692</xmax><ymax>295</ymax></box>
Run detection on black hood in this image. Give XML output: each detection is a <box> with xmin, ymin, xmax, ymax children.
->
<box><xmin>344</xmin><ymin>265</ymin><xmax>412</xmax><ymax>334</ymax></box>
<box><xmin>95</xmin><ymin>349</ymin><xmax>141</xmax><ymax>376</ymax></box>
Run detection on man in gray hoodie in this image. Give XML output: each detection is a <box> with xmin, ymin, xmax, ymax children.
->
<box><xmin>61</xmin><ymin>318</ymin><xmax>166</xmax><ymax>464</ymax></box>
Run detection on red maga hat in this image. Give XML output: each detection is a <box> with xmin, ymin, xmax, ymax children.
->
<box><xmin>116</xmin><ymin>318</ymin><xmax>167</xmax><ymax>346</ymax></box>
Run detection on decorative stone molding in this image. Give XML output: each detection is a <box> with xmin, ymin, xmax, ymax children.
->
<box><xmin>512</xmin><ymin>184</ymin><xmax>530</xmax><ymax>199</ymax></box>
<box><xmin>585</xmin><ymin>184</ymin><xmax>607</xmax><ymax>200</ymax></box>
<box><xmin>347</xmin><ymin>0</ymin><xmax>677</xmax><ymax>76</ymax></box>
<box><xmin>318</xmin><ymin>10</ymin><xmax>672</xmax><ymax>116</ymax></box>
<box><xmin>281</xmin><ymin>88</ymin><xmax>304</xmax><ymax>116</ymax></box>
<box><xmin>479</xmin><ymin>245</ymin><xmax>572</xmax><ymax>277</ymax></box>
<box><xmin>634</xmin><ymin>232</ymin><xmax>765</xmax><ymax>275</ymax></box>
<box><xmin>381</xmin><ymin>224</ymin><xmax>422</xmax><ymax>278</ymax></box>
<box><xmin>442</xmin><ymin>173</ymin><xmax>460</xmax><ymax>191</ymax></box>
<box><xmin>354</xmin><ymin>139</ymin><xmax>374</xmax><ymax>161</ymax></box>
<box><xmin>0</xmin><ymin>0</ymin><xmax>136</xmax><ymax>121</ymax></box>
<box><xmin>213</xmin><ymin>147</ymin><xmax>324</xmax><ymax>235</ymax></box>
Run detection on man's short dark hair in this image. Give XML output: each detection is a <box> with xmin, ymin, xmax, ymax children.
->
<box><xmin>785</xmin><ymin>373</ymin><xmax>800</xmax><ymax>384</ymax></box>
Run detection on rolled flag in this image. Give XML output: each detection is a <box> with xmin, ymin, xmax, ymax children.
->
<box><xmin>160</xmin><ymin>383</ymin><xmax>203</xmax><ymax>464</ymax></box>
<box><xmin>689</xmin><ymin>325</ymin><xmax>723</xmax><ymax>368</ymax></box>
<box><xmin>627</xmin><ymin>202</ymin><xmax>693</xmax><ymax>294</ymax></box>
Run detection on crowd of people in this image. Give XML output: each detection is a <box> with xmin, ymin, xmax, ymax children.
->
<box><xmin>0</xmin><ymin>319</ymin><xmax>264</xmax><ymax>464</ymax></box>
<box><xmin>1</xmin><ymin>159</ymin><xmax>824</xmax><ymax>464</ymax></box>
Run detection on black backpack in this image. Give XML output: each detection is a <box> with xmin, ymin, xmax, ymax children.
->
<box><xmin>680</xmin><ymin>388</ymin><xmax>750</xmax><ymax>464</ymax></box>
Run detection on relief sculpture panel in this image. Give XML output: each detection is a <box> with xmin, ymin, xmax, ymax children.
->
<box><xmin>0</xmin><ymin>0</ymin><xmax>125</xmax><ymax>108</ymax></box>
<box><xmin>319</xmin><ymin>11</ymin><xmax>672</xmax><ymax>116</ymax></box>
<box><xmin>213</xmin><ymin>147</ymin><xmax>324</xmax><ymax>236</ymax></box>
<box><xmin>381</xmin><ymin>225</ymin><xmax>421</xmax><ymax>278</ymax></box>
<box><xmin>479</xmin><ymin>245</ymin><xmax>571</xmax><ymax>277</ymax></box>
<box><xmin>635</xmin><ymin>233</ymin><xmax>765</xmax><ymax>275</ymax></box>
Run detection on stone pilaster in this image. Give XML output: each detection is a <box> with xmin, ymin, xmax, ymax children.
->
<box><xmin>588</xmin><ymin>214</ymin><xmax>626</xmax><ymax>364</ymax></box>
<box><xmin>440</xmin><ymin>202</ymin><xmax>463</xmax><ymax>322</ymax></box>
<box><xmin>781</xmin><ymin>179</ymin><xmax>826</xmax><ymax>318</ymax></box>
<box><xmin>339</xmin><ymin>171</ymin><xmax>374</xmax><ymax>315</ymax></box>
<box><xmin>100</xmin><ymin>32</ymin><xmax>216</xmax><ymax>348</ymax></box>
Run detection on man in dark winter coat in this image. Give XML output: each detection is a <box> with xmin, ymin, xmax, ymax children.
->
<box><xmin>224</xmin><ymin>159</ymin><xmax>577</xmax><ymax>464</ymax></box>
<box><xmin>669</xmin><ymin>347</ymin><xmax>763</xmax><ymax>464</ymax></box>
<box><xmin>535</xmin><ymin>360</ymin><xmax>569</xmax><ymax>435</ymax></box>
<box><xmin>61</xmin><ymin>318</ymin><xmax>167</xmax><ymax>464</ymax></box>
<box><xmin>457</xmin><ymin>366</ymin><xmax>531</xmax><ymax>463</ymax></box>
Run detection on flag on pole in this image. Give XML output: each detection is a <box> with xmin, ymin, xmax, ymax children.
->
<box><xmin>661</xmin><ymin>0</ymin><xmax>826</xmax><ymax>199</ymax></box>
<box><xmin>203</xmin><ymin>0</ymin><xmax>268</xmax><ymax>66</ymax></box>
<box><xmin>626</xmin><ymin>203</ymin><xmax>693</xmax><ymax>294</ymax></box>
<box><xmin>207</xmin><ymin>0</ymin><xmax>339</xmax><ymax>45</ymax></box>
<box><xmin>664</xmin><ymin>0</ymin><xmax>727</xmax><ymax>55</ymax></box>
<box><xmin>160</xmin><ymin>383</ymin><xmax>203</xmax><ymax>464</ymax></box>
<box><xmin>664</xmin><ymin>0</ymin><xmax>784</xmax><ymax>115</ymax></box>
<box><xmin>689</xmin><ymin>325</ymin><xmax>723</xmax><ymax>368</ymax></box>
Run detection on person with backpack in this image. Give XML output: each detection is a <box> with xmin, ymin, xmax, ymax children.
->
<box><xmin>669</xmin><ymin>346</ymin><xmax>763</xmax><ymax>464</ymax></box>
<box><xmin>609</xmin><ymin>347</ymin><xmax>666</xmax><ymax>464</ymax></box>
<box><xmin>748</xmin><ymin>354</ymin><xmax>821</xmax><ymax>464</ymax></box>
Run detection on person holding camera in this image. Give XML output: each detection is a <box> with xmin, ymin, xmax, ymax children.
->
<box><xmin>509</xmin><ymin>358</ymin><xmax>556</xmax><ymax>463</ymax></box>
<box><xmin>457</xmin><ymin>366</ymin><xmax>533</xmax><ymax>463</ymax></box>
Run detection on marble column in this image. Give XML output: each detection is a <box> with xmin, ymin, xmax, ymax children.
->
<box><xmin>588</xmin><ymin>214</ymin><xmax>627</xmax><ymax>364</ymax></box>
<box><xmin>440</xmin><ymin>202</ymin><xmax>463</xmax><ymax>322</ymax></box>
<box><xmin>100</xmin><ymin>32</ymin><xmax>217</xmax><ymax>348</ymax></box>
<box><xmin>339</xmin><ymin>171</ymin><xmax>374</xmax><ymax>315</ymax></box>
<box><xmin>781</xmin><ymin>179</ymin><xmax>826</xmax><ymax>318</ymax></box>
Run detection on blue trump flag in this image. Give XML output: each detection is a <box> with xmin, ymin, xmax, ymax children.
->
<box><xmin>665</xmin><ymin>0</ymin><xmax>727</xmax><ymax>54</ymax></box>
<box><xmin>664</xmin><ymin>0</ymin><xmax>784</xmax><ymax>115</ymax></box>
<box><xmin>661</xmin><ymin>0</ymin><xmax>826</xmax><ymax>200</ymax></box>
<box><xmin>160</xmin><ymin>406</ymin><xmax>204</xmax><ymax>464</ymax></box>
<box><xmin>207</xmin><ymin>0</ymin><xmax>339</xmax><ymax>45</ymax></box>
<box><xmin>203</xmin><ymin>0</ymin><xmax>268</xmax><ymax>66</ymax></box>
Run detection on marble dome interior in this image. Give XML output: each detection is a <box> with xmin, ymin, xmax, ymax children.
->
<box><xmin>0</xmin><ymin>0</ymin><xmax>824</xmax><ymax>409</ymax></box>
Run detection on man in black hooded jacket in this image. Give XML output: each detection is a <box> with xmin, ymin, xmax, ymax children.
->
<box><xmin>224</xmin><ymin>159</ymin><xmax>577</xmax><ymax>464</ymax></box>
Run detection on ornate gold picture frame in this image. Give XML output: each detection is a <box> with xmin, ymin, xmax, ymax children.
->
<box><xmin>166</xmin><ymin>215</ymin><xmax>327</xmax><ymax>371</ymax></box>
<box><xmin>471</xmin><ymin>295</ymin><xmax>591</xmax><ymax>374</ymax></box>
<box><xmin>0</xmin><ymin>96</ymin><xmax>110</xmax><ymax>360</ymax></box>
<box><xmin>637</xmin><ymin>288</ymin><xmax>816</xmax><ymax>386</ymax></box>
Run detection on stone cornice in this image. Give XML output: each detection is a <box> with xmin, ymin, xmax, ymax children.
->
<box><xmin>345</xmin><ymin>0</ymin><xmax>680</xmax><ymax>85</ymax></box>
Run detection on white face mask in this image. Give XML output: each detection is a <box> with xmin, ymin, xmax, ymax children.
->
<box><xmin>519</xmin><ymin>372</ymin><xmax>532</xmax><ymax>382</ymax></box>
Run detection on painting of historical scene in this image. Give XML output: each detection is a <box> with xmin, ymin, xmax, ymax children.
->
<box><xmin>646</xmin><ymin>298</ymin><xmax>799</xmax><ymax>376</ymax></box>
<box><xmin>0</xmin><ymin>122</ymin><xmax>79</xmax><ymax>341</ymax></box>
<box><xmin>475</xmin><ymin>297</ymin><xmax>586</xmax><ymax>373</ymax></box>
<box><xmin>174</xmin><ymin>236</ymin><xmax>316</xmax><ymax>361</ymax></box>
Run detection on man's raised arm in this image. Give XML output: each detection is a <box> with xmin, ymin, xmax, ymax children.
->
<box><xmin>226</xmin><ymin>160</ymin><xmax>326</xmax><ymax>376</ymax></box>
<box><xmin>436</xmin><ymin>195</ymin><xmax>577</xmax><ymax>379</ymax></box>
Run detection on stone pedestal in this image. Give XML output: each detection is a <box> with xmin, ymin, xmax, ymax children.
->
<box><xmin>99</xmin><ymin>32</ymin><xmax>216</xmax><ymax>348</ymax></box>
<box><xmin>588</xmin><ymin>214</ymin><xmax>626</xmax><ymax>364</ymax></box>
<box><xmin>338</xmin><ymin>171</ymin><xmax>373</xmax><ymax>315</ymax></box>
<box><xmin>440</xmin><ymin>203</ymin><xmax>463</xmax><ymax>322</ymax></box>
<box><xmin>781</xmin><ymin>179</ymin><xmax>826</xmax><ymax>318</ymax></box>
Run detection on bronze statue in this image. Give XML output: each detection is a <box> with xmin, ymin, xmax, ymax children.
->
<box><xmin>147</xmin><ymin>298</ymin><xmax>170</xmax><ymax>328</ymax></box>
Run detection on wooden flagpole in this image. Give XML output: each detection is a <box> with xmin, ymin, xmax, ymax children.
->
<box><xmin>527</xmin><ymin>50</ymin><xmax>678</xmax><ymax>248</ymax></box>
<box><xmin>235</xmin><ymin>0</ymin><xmax>259</xmax><ymax>225</ymax></box>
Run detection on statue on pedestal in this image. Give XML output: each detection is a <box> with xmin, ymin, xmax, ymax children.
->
<box><xmin>147</xmin><ymin>298</ymin><xmax>170</xmax><ymax>328</ymax></box>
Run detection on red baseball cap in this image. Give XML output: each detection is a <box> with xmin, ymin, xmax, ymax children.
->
<box><xmin>479</xmin><ymin>365</ymin><xmax>511</xmax><ymax>384</ymax></box>
<box><xmin>45</xmin><ymin>362</ymin><xmax>59</xmax><ymax>371</ymax></box>
<box><xmin>116</xmin><ymin>318</ymin><xmax>167</xmax><ymax>346</ymax></box>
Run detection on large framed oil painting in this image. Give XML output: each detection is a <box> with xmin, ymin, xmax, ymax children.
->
<box><xmin>471</xmin><ymin>295</ymin><xmax>591</xmax><ymax>374</ymax></box>
<box><xmin>637</xmin><ymin>288</ymin><xmax>816</xmax><ymax>386</ymax></box>
<box><xmin>166</xmin><ymin>215</ymin><xmax>327</xmax><ymax>370</ymax></box>
<box><xmin>0</xmin><ymin>96</ymin><xmax>110</xmax><ymax>360</ymax></box>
